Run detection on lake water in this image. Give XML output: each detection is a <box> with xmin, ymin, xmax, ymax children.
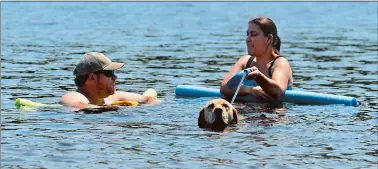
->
<box><xmin>1</xmin><ymin>2</ymin><xmax>377</xmax><ymax>169</ymax></box>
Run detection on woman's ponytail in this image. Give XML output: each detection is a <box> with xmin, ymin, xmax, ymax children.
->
<box><xmin>273</xmin><ymin>35</ymin><xmax>281</xmax><ymax>55</ymax></box>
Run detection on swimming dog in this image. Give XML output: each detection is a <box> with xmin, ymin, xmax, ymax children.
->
<box><xmin>198</xmin><ymin>99</ymin><xmax>240</xmax><ymax>131</ymax></box>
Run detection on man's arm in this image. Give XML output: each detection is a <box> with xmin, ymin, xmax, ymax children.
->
<box><xmin>107</xmin><ymin>91</ymin><xmax>161</xmax><ymax>105</ymax></box>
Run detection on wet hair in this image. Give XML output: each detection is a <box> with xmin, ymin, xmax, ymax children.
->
<box><xmin>248</xmin><ymin>16</ymin><xmax>281</xmax><ymax>54</ymax></box>
<box><xmin>73</xmin><ymin>69</ymin><xmax>101</xmax><ymax>87</ymax></box>
<box><xmin>74</xmin><ymin>74</ymin><xmax>89</xmax><ymax>87</ymax></box>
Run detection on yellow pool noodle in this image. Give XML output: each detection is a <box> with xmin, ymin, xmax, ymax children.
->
<box><xmin>15</xmin><ymin>88</ymin><xmax>158</xmax><ymax>108</ymax></box>
<box><xmin>111</xmin><ymin>100</ymin><xmax>139</xmax><ymax>106</ymax></box>
<box><xmin>15</xmin><ymin>98</ymin><xmax>62</xmax><ymax>108</ymax></box>
<box><xmin>142</xmin><ymin>88</ymin><xmax>158</xmax><ymax>97</ymax></box>
<box><xmin>111</xmin><ymin>88</ymin><xmax>158</xmax><ymax>106</ymax></box>
<box><xmin>15</xmin><ymin>98</ymin><xmax>47</xmax><ymax>108</ymax></box>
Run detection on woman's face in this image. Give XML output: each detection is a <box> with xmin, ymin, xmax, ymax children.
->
<box><xmin>246</xmin><ymin>23</ymin><xmax>269</xmax><ymax>56</ymax></box>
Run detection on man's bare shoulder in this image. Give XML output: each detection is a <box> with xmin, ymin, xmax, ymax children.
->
<box><xmin>60</xmin><ymin>91</ymin><xmax>90</xmax><ymax>106</ymax></box>
<box><xmin>61</xmin><ymin>91</ymin><xmax>87</xmax><ymax>99</ymax></box>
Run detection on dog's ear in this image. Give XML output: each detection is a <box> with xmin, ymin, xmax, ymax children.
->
<box><xmin>232</xmin><ymin>107</ymin><xmax>239</xmax><ymax>124</ymax></box>
<box><xmin>198</xmin><ymin>108</ymin><xmax>207</xmax><ymax>128</ymax></box>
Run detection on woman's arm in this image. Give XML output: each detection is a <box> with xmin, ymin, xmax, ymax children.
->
<box><xmin>220</xmin><ymin>55</ymin><xmax>254</xmax><ymax>99</ymax></box>
<box><xmin>247</xmin><ymin>58</ymin><xmax>292</xmax><ymax>100</ymax></box>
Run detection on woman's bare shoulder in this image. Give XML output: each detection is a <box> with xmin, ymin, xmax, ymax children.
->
<box><xmin>274</xmin><ymin>56</ymin><xmax>291</xmax><ymax>67</ymax></box>
<box><xmin>240</xmin><ymin>54</ymin><xmax>253</xmax><ymax>60</ymax></box>
<box><xmin>238</xmin><ymin>55</ymin><xmax>253</xmax><ymax>68</ymax></box>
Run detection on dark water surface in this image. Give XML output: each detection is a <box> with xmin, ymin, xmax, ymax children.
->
<box><xmin>1</xmin><ymin>2</ymin><xmax>377</xmax><ymax>169</ymax></box>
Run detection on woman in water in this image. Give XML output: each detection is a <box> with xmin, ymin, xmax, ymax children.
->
<box><xmin>220</xmin><ymin>16</ymin><xmax>293</xmax><ymax>101</ymax></box>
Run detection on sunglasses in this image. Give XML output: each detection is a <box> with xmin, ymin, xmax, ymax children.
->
<box><xmin>95</xmin><ymin>70</ymin><xmax>116</xmax><ymax>77</ymax></box>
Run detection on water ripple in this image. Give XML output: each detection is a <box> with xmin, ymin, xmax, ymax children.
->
<box><xmin>1</xmin><ymin>2</ymin><xmax>377</xmax><ymax>169</ymax></box>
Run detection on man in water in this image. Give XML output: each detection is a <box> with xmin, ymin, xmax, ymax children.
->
<box><xmin>60</xmin><ymin>52</ymin><xmax>160</xmax><ymax>110</ymax></box>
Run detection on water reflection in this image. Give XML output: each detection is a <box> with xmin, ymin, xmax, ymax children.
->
<box><xmin>1</xmin><ymin>2</ymin><xmax>377</xmax><ymax>169</ymax></box>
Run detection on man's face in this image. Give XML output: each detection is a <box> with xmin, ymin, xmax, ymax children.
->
<box><xmin>96</xmin><ymin>70</ymin><xmax>117</xmax><ymax>97</ymax></box>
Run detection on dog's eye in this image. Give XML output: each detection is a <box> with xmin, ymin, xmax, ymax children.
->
<box><xmin>208</xmin><ymin>103</ymin><xmax>214</xmax><ymax>109</ymax></box>
<box><xmin>222</xmin><ymin>103</ymin><xmax>229</xmax><ymax>108</ymax></box>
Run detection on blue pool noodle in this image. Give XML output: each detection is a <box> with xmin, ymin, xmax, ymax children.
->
<box><xmin>176</xmin><ymin>85</ymin><xmax>222</xmax><ymax>97</ymax></box>
<box><xmin>227</xmin><ymin>69</ymin><xmax>257</xmax><ymax>89</ymax></box>
<box><xmin>175</xmin><ymin>85</ymin><xmax>358</xmax><ymax>107</ymax></box>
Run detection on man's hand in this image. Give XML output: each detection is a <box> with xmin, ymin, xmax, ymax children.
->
<box><xmin>145</xmin><ymin>96</ymin><xmax>162</xmax><ymax>105</ymax></box>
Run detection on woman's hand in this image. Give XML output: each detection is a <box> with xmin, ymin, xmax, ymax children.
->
<box><xmin>249</xmin><ymin>87</ymin><xmax>274</xmax><ymax>101</ymax></box>
<box><xmin>246</xmin><ymin>67</ymin><xmax>273</xmax><ymax>101</ymax></box>
<box><xmin>246</xmin><ymin>65</ymin><xmax>286</xmax><ymax>100</ymax></box>
<box><xmin>247</xmin><ymin>66</ymin><xmax>262</xmax><ymax>80</ymax></box>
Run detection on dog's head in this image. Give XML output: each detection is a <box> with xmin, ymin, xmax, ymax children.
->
<box><xmin>198</xmin><ymin>99</ymin><xmax>239</xmax><ymax>131</ymax></box>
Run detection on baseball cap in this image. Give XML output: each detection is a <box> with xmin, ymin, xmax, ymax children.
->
<box><xmin>74</xmin><ymin>52</ymin><xmax>125</xmax><ymax>76</ymax></box>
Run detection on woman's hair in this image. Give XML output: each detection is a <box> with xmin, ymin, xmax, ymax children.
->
<box><xmin>248</xmin><ymin>16</ymin><xmax>281</xmax><ymax>54</ymax></box>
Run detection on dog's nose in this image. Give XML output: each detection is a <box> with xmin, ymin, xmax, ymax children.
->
<box><xmin>213</xmin><ymin>108</ymin><xmax>222</xmax><ymax>113</ymax></box>
<box><xmin>214</xmin><ymin>108</ymin><xmax>223</xmax><ymax>118</ymax></box>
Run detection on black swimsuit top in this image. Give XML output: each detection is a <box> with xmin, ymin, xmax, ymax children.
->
<box><xmin>246</xmin><ymin>55</ymin><xmax>283</xmax><ymax>78</ymax></box>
